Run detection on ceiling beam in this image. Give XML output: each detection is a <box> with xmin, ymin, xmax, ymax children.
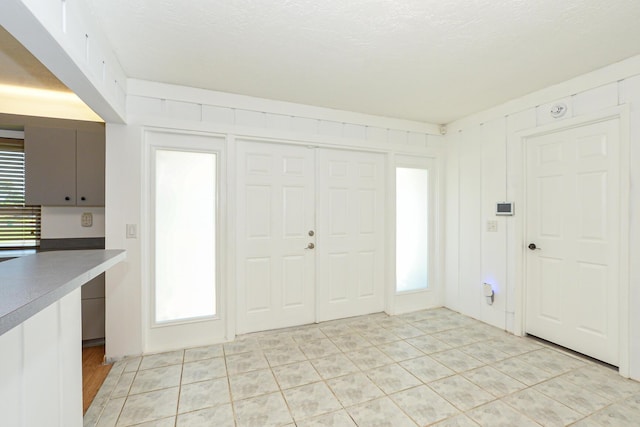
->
<box><xmin>0</xmin><ymin>0</ymin><xmax>126</xmax><ymax>123</ymax></box>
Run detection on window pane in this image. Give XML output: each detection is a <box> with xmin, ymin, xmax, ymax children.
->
<box><xmin>155</xmin><ymin>149</ymin><xmax>216</xmax><ymax>322</ymax></box>
<box><xmin>396</xmin><ymin>167</ymin><xmax>429</xmax><ymax>292</ymax></box>
<box><xmin>0</xmin><ymin>138</ymin><xmax>40</xmax><ymax>248</ymax></box>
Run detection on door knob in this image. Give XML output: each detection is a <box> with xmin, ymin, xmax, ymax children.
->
<box><xmin>528</xmin><ymin>243</ymin><xmax>541</xmax><ymax>250</ymax></box>
<box><xmin>305</xmin><ymin>243</ymin><xmax>315</xmax><ymax>250</ymax></box>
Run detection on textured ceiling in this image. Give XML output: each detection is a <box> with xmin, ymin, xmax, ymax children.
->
<box><xmin>4</xmin><ymin>1</ymin><xmax>640</xmax><ymax>124</ymax></box>
<box><xmin>82</xmin><ymin>0</ymin><xmax>640</xmax><ymax>123</ymax></box>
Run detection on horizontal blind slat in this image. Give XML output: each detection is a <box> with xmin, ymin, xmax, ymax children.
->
<box><xmin>0</xmin><ymin>139</ymin><xmax>40</xmax><ymax>248</ymax></box>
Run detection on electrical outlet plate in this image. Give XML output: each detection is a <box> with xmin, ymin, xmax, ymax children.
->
<box><xmin>81</xmin><ymin>212</ymin><xmax>93</xmax><ymax>227</ymax></box>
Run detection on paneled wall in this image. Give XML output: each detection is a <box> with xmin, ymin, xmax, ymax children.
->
<box><xmin>0</xmin><ymin>289</ymin><xmax>83</xmax><ymax>427</ymax></box>
<box><xmin>444</xmin><ymin>62</ymin><xmax>640</xmax><ymax>380</ymax></box>
<box><xmin>105</xmin><ymin>80</ymin><xmax>444</xmax><ymax>359</ymax></box>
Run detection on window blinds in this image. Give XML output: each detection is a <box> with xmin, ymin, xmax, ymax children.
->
<box><xmin>0</xmin><ymin>138</ymin><xmax>41</xmax><ymax>248</ymax></box>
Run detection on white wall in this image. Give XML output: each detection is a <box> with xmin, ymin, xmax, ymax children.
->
<box><xmin>105</xmin><ymin>80</ymin><xmax>444</xmax><ymax>359</ymax></box>
<box><xmin>41</xmin><ymin>207</ymin><xmax>105</xmax><ymax>239</ymax></box>
<box><xmin>0</xmin><ymin>289</ymin><xmax>83</xmax><ymax>427</ymax></box>
<box><xmin>444</xmin><ymin>56</ymin><xmax>640</xmax><ymax>380</ymax></box>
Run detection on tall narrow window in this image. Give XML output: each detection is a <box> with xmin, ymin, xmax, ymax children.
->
<box><xmin>0</xmin><ymin>138</ymin><xmax>41</xmax><ymax>248</ymax></box>
<box><xmin>396</xmin><ymin>167</ymin><xmax>429</xmax><ymax>292</ymax></box>
<box><xmin>154</xmin><ymin>149</ymin><xmax>217</xmax><ymax>323</ymax></box>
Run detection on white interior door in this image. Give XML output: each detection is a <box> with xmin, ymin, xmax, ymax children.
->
<box><xmin>236</xmin><ymin>141</ymin><xmax>316</xmax><ymax>334</ymax></box>
<box><xmin>317</xmin><ymin>149</ymin><xmax>385</xmax><ymax>322</ymax></box>
<box><xmin>525</xmin><ymin>118</ymin><xmax>620</xmax><ymax>365</ymax></box>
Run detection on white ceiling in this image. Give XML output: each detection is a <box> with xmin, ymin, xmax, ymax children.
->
<box><xmin>4</xmin><ymin>1</ymin><xmax>640</xmax><ymax>124</ymax></box>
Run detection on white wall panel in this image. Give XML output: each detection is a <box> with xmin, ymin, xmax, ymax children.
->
<box><xmin>343</xmin><ymin>124</ymin><xmax>366</xmax><ymax>140</ymax></box>
<box><xmin>105</xmin><ymin>123</ymin><xmax>143</xmax><ymax>359</ymax></box>
<box><xmin>388</xmin><ymin>129</ymin><xmax>408</xmax><ymax>145</ymax></box>
<box><xmin>619</xmin><ymin>75</ymin><xmax>640</xmax><ymax>112</ymax></box>
<box><xmin>444</xmin><ymin>131</ymin><xmax>461</xmax><ymax>311</ymax></box>
<box><xmin>236</xmin><ymin>109</ymin><xmax>267</xmax><ymax>128</ymax></box>
<box><xmin>627</xmin><ymin>109</ymin><xmax>640</xmax><ymax>380</ymax></box>
<box><xmin>366</xmin><ymin>126</ymin><xmax>387</xmax><ymax>143</ymax></box>
<box><xmin>58</xmin><ymin>289</ymin><xmax>83</xmax><ymax>425</ymax></box>
<box><xmin>128</xmin><ymin>96</ymin><xmax>163</xmax><ymax>116</ymax></box>
<box><xmin>572</xmin><ymin>83</ymin><xmax>619</xmax><ymax>117</ymax></box>
<box><xmin>480</xmin><ymin>118</ymin><xmax>508</xmax><ymax>329</ymax></box>
<box><xmin>166</xmin><ymin>100</ymin><xmax>201</xmax><ymax>121</ymax></box>
<box><xmin>202</xmin><ymin>105</ymin><xmax>235</xmax><ymax>124</ymax></box>
<box><xmin>408</xmin><ymin>132</ymin><xmax>428</xmax><ymax>147</ymax></box>
<box><xmin>319</xmin><ymin>120</ymin><xmax>343</xmax><ymax>137</ymax></box>
<box><xmin>0</xmin><ymin>325</ymin><xmax>22</xmax><ymax>427</ymax></box>
<box><xmin>457</xmin><ymin>128</ymin><xmax>482</xmax><ymax>319</ymax></box>
<box><xmin>0</xmin><ymin>290</ymin><xmax>83</xmax><ymax>427</ymax></box>
<box><xmin>291</xmin><ymin>117</ymin><xmax>318</xmax><ymax>134</ymax></box>
<box><xmin>266</xmin><ymin>113</ymin><xmax>292</xmax><ymax>131</ymax></box>
<box><xmin>505</xmin><ymin>108</ymin><xmax>536</xmax><ymax>329</ymax></box>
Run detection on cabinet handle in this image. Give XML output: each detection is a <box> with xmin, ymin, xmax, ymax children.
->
<box><xmin>65</xmin><ymin>196</ymin><xmax>70</xmax><ymax>201</ymax></box>
<box><xmin>81</xmin><ymin>196</ymin><xmax>86</xmax><ymax>201</ymax></box>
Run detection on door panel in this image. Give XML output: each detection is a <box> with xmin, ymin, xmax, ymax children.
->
<box><xmin>237</xmin><ymin>141</ymin><xmax>316</xmax><ymax>333</ymax></box>
<box><xmin>526</xmin><ymin>119</ymin><xmax>620</xmax><ymax>365</ymax></box>
<box><xmin>317</xmin><ymin>149</ymin><xmax>385</xmax><ymax>321</ymax></box>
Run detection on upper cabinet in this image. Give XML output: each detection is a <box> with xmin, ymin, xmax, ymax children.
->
<box><xmin>25</xmin><ymin>126</ymin><xmax>105</xmax><ymax>206</ymax></box>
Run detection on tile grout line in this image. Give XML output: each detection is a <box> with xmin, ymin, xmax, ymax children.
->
<box><xmin>89</xmin><ymin>309</ymin><xmax>639</xmax><ymax>427</ymax></box>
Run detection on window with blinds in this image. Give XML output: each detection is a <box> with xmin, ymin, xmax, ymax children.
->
<box><xmin>0</xmin><ymin>137</ymin><xmax>41</xmax><ymax>248</ymax></box>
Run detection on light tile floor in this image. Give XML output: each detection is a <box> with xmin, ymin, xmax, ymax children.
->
<box><xmin>84</xmin><ymin>308</ymin><xmax>640</xmax><ymax>426</ymax></box>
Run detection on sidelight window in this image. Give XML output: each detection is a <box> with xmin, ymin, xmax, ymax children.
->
<box><xmin>396</xmin><ymin>167</ymin><xmax>429</xmax><ymax>292</ymax></box>
<box><xmin>153</xmin><ymin>149</ymin><xmax>217</xmax><ymax>323</ymax></box>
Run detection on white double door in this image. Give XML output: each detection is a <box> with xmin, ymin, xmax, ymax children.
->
<box><xmin>525</xmin><ymin>118</ymin><xmax>621</xmax><ymax>365</ymax></box>
<box><xmin>236</xmin><ymin>140</ymin><xmax>385</xmax><ymax>334</ymax></box>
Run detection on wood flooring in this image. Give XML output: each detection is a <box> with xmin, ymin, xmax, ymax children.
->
<box><xmin>82</xmin><ymin>345</ymin><xmax>112</xmax><ymax>414</ymax></box>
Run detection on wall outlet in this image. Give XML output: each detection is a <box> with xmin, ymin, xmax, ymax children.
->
<box><xmin>486</xmin><ymin>220</ymin><xmax>498</xmax><ymax>232</ymax></box>
<box><xmin>81</xmin><ymin>212</ymin><xmax>93</xmax><ymax>227</ymax></box>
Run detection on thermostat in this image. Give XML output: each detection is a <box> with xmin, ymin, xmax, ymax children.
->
<box><xmin>496</xmin><ymin>202</ymin><xmax>514</xmax><ymax>216</ymax></box>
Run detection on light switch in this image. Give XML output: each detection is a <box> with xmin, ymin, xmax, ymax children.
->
<box><xmin>81</xmin><ymin>212</ymin><xmax>93</xmax><ymax>227</ymax></box>
<box><xmin>486</xmin><ymin>220</ymin><xmax>498</xmax><ymax>232</ymax></box>
<box><xmin>126</xmin><ymin>224</ymin><xmax>137</xmax><ymax>239</ymax></box>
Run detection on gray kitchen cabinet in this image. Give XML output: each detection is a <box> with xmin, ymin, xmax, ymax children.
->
<box><xmin>25</xmin><ymin>126</ymin><xmax>105</xmax><ymax>206</ymax></box>
<box><xmin>81</xmin><ymin>274</ymin><xmax>106</xmax><ymax>341</ymax></box>
<box><xmin>76</xmin><ymin>130</ymin><xmax>105</xmax><ymax>206</ymax></box>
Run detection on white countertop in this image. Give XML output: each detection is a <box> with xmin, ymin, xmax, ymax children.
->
<box><xmin>0</xmin><ymin>249</ymin><xmax>126</xmax><ymax>336</ymax></box>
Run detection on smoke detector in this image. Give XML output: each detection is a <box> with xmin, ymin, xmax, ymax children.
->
<box><xmin>550</xmin><ymin>103</ymin><xmax>567</xmax><ymax>118</ymax></box>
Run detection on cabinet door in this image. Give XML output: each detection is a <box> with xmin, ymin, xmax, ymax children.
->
<box><xmin>76</xmin><ymin>130</ymin><xmax>105</xmax><ymax>206</ymax></box>
<box><xmin>25</xmin><ymin>126</ymin><xmax>76</xmax><ymax>206</ymax></box>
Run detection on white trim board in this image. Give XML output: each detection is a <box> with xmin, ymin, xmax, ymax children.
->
<box><xmin>127</xmin><ymin>79</ymin><xmax>441</xmax><ymax>135</ymax></box>
<box><xmin>449</xmin><ymin>54</ymin><xmax>640</xmax><ymax>132</ymax></box>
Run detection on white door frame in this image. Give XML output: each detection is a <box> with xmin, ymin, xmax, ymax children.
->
<box><xmin>386</xmin><ymin>154</ymin><xmax>441</xmax><ymax>315</ymax></box>
<box><xmin>141</xmin><ymin>128</ymin><xmax>230</xmax><ymax>353</ymax></box>
<box><xmin>513</xmin><ymin>106</ymin><xmax>630</xmax><ymax>377</ymax></box>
